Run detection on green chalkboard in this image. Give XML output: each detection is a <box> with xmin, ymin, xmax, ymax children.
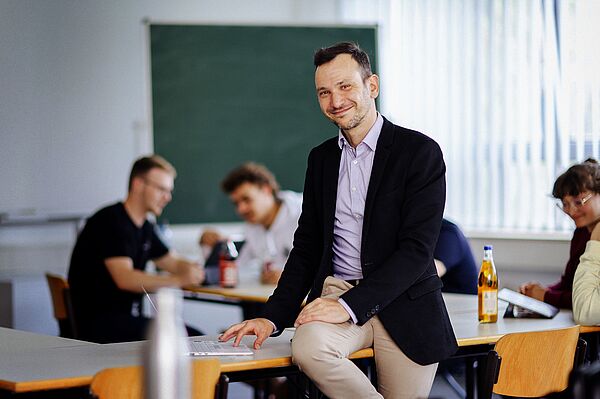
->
<box><xmin>150</xmin><ymin>24</ymin><xmax>377</xmax><ymax>223</ymax></box>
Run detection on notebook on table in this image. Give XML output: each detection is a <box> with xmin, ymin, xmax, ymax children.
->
<box><xmin>499</xmin><ymin>288</ymin><xmax>560</xmax><ymax>319</ymax></box>
<box><xmin>188</xmin><ymin>340</ymin><xmax>254</xmax><ymax>356</ymax></box>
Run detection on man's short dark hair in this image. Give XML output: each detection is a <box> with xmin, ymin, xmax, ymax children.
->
<box><xmin>314</xmin><ymin>41</ymin><xmax>373</xmax><ymax>80</ymax></box>
<box><xmin>128</xmin><ymin>155</ymin><xmax>176</xmax><ymax>191</ymax></box>
<box><xmin>221</xmin><ymin>162</ymin><xmax>280</xmax><ymax>196</ymax></box>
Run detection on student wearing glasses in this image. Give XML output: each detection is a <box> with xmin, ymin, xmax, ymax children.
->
<box><xmin>520</xmin><ymin>158</ymin><xmax>600</xmax><ymax>309</ymax></box>
<box><xmin>68</xmin><ymin>155</ymin><xmax>205</xmax><ymax>343</ymax></box>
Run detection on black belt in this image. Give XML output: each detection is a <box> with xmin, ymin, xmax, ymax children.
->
<box><xmin>345</xmin><ymin>279</ymin><xmax>362</xmax><ymax>286</ymax></box>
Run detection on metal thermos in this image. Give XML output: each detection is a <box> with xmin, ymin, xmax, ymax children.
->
<box><xmin>143</xmin><ymin>288</ymin><xmax>191</xmax><ymax>399</ymax></box>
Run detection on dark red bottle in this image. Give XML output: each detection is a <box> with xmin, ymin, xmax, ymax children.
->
<box><xmin>219</xmin><ymin>240</ymin><xmax>239</xmax><ymax>288</ymax></box>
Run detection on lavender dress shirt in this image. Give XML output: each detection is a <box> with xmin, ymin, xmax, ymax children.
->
<box><xmin>334</xmin><ymin>114</ymin><xmax>384</xmax><ymax>322</ymax></box>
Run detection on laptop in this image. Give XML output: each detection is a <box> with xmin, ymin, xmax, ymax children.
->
<box><xmin>203</xmin><ymin>240</ymin><xmax>245</xmax><ymax>286</ymax></box>
<box><xmin>499</xmin><ymin>288</ymin><xmax>559</xmax><ymax>319</ymax></box>
<box><xmin>188</xmin><ymin>340</ymin><xmax>254</xmax><ymax>356</ymax></box>
<box><xmin>142</xmin><ymin>287</ymin><xmax>253</xmax><ymax>356</ymax></box>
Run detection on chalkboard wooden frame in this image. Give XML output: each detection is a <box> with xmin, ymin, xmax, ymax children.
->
<box><xmin>149</xmin><ymin>23</ymin><xmax>377</xmax><ymax>223</ymax></box>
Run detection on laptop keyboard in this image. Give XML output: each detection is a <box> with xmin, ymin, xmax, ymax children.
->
<box><xmin>191</xmin><ymin>341</ymin><xmax>225</xmax><ymax>353</ymax></box>
<box><xmin>189</xmin><ymin>340</ymin><xmax>253</xmax><ymax>356</ymax></box>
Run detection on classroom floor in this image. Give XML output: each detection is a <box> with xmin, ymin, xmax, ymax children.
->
<box><xmin>226</xmin><ymin>371</ymin><xmax>467</xmax><ymax>398</ymax></box>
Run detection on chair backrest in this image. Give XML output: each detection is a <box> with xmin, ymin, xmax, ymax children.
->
<box><xmin>45</xmin><ymin>273</ymin><xmax>78</xmax><ymax>339</ymax></box>
<box><xmin>90</xmin><ymin>366</ymin><xmax>143</xmax><ymax>399</ymax></box>
<box><xmin>90</xmin><ymin>358</ymin><xmax>222</xmax><ymax>399</ymax></box>
<box><xmin>492</xmin><ymin>325</ymin><xmax>581</xmax><ymax>397</ymax></box>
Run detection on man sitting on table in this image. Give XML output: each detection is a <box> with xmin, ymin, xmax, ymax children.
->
<box><xmin>68</xmin><ymin>155</ymin><xmax>204</xmax><ymax>343</ymax></box>
<box><xmin>573</xmin><ymin>220</ymin><xmax>600</xmax><ymax>325</ymax></box>
<box><xmin>220</xmin><ymin>42</ymin><xmax>457</xmax><ymax>399</ymax></box>
<box><xmin>200</xmin><ymin>162</ymin><xmax>302</xmax><ymax>284</ymax></box>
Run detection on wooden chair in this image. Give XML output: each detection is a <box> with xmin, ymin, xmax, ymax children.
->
<box><xmin>90</xmin><ymin>358</ymin><xmax>225</xmax><ymax>399</ymax></box>
<box><xmin>481</xmin><ymin>325</ymin><xmax>587</xmax><ymax>398</ymax></box>
<box><xmin>45</xmin><ymin>272</ymin><xmax>78</xmax><ymax>339</ymax></box>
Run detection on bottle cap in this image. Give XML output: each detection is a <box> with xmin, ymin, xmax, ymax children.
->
<box><xmin>226</xmin><ymin>240</ymin><xmax>238</xmax><ymax>258</ymax></box>
<box><xmin>484</xmin><ymin>245</ymin><xmax>493</xmax><ymax>250</ymax></box>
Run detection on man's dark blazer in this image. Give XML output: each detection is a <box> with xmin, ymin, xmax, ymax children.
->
<box><xmin>262</xmin><ymin>117</ymin><xmax>458</xmax><ymax>365</ymax></box>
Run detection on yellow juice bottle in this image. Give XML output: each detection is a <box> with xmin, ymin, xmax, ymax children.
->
<box><xmin>478</xmin><ymin>245</ymin><xmax>498</xmax><ymax>323</ymax></box>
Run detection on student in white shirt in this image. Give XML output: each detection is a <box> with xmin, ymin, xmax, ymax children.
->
<box><xmin>573</xmin><ymin>220</ymin><xmax>600</xmax><ymax>325</ymax></box>
<box><xmin>200</xmin><ymin>162</ymin><xmax>302</xmax><ymax>284</ymax></box>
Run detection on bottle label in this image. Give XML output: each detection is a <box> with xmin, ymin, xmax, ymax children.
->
<box><xmin>220</xmin><ymin>260</ymin><xmax>237</xmax><ymax>287</ymax></box>
<box><xmin>482</xmin><ymin>291</ymin><xmax>498</xmax><ymax>314</ymax></box>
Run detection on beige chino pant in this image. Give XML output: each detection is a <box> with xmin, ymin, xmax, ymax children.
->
<box><xmin>291</xmin><ymin>277</ymin><xmax>437</xmax><ymax>399</ymax></box>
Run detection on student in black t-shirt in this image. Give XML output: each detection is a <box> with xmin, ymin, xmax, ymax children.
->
<box><xmin>68</xmin><ymin>155</ymin><xmax>205</xmax><ymax>343</ymax></box>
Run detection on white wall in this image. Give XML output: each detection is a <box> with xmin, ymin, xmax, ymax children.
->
<box><xmin>0</xmin><ymin>0</ymin><xmax>341</xmax><ymax>334</ymax></box>
<box><xmin>0</xmin><ymin>0</ymin><xmax>574</xmax><ymax>335</ymax></box>
<box><xmin>0</xmin><ymin>0</ymin><xmax>340</xmax><ymax>216</ymax></box>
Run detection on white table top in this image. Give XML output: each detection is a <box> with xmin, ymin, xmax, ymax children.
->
<box><xmin>0</xmin><ymin>327</ymin><xmax>94</xmax><ymax>353</ymax></box>
<box><xmin>442</xmin><ymin>294</ymin><xmax>585</xmax><ymax>346</ymax></box>
<box><xmin>1</xmin><ymin>293</ymin><xmax>598</xmax><ymax>392</ymax></box>
<box><xmin>0</xmin><ymin>329</ymin><xmax>297</xmax><ymax>392</ymax></box>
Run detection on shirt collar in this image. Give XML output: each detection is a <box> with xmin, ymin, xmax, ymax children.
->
<box><xmin>337</xmin><ymin>113</ymin><xmax>384</xmax><ymax>151</ymax></box>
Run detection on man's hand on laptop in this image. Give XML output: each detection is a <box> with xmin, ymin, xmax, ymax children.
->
<box><xmin>219</xmin><ymin>318</ymin><xmax>275</xmax><ymax>350</ymax></box>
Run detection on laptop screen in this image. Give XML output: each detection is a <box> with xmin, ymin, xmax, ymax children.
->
<box><xmin>203</xmin><ymin>240</ymin><xmax>245</xmax><ymax>285</ymax></box>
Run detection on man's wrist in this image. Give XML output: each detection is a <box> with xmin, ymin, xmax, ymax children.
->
<box><xmin>338</xmin><ymin>298</ymin><xmax>357</xmax><ymax>323</ymax></box>
<box><xmin>266</xmin><ymin>319</ymin><xmax>279</xmax><ymax>335</ymax></box>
